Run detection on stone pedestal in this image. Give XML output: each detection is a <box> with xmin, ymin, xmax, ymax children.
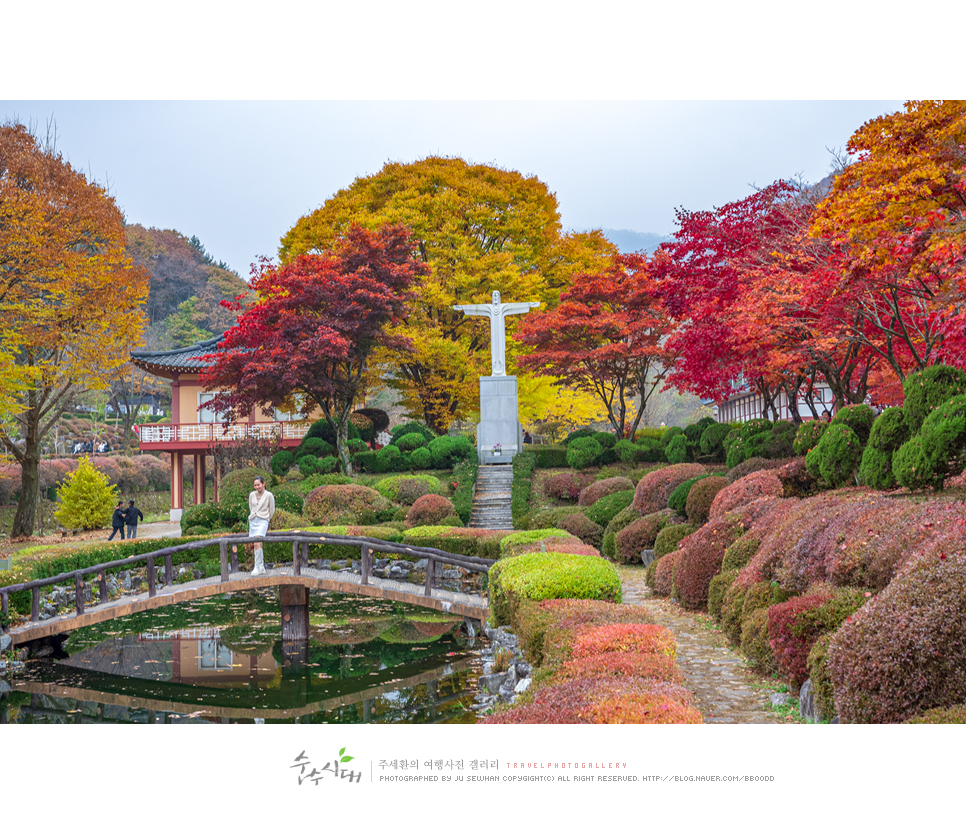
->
<box><xmin>478</xmin><ymin>375</ymin><xmax>523</xmax><ymax>464</ymax></box>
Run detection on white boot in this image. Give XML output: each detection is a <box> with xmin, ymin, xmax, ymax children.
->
<box><xmin>252</xmin><ymin>547</ymin><xmax>266</xmax><ymax>576</ymax></box>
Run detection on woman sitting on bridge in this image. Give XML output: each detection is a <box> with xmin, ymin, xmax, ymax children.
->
<box><xmin>248</xmin><ymin>475</ymin><xmax>276</xmax><ymax>576</ymax></box>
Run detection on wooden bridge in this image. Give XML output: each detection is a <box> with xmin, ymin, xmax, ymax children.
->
<box><xmin>0</xmin><ymin>531</ymin><xmax>494</xmax><ymax>647</ymax></box>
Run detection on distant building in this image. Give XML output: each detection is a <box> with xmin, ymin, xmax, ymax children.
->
<box><xmin>714</xmin><ymin>383</ymin><xmax>835</xmax><ymax>423</ymax></box>
<box><xmin>131</xmin><ymin>336</ymin><xmax>316</xmax><ymax>520</ymax></box>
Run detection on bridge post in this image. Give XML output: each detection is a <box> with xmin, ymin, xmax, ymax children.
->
<box><xmin>280</xmin><ymin>585</ymin><xmax>309</xmax><ymax>641</ymax></box>
<box><xmin>147</xmin><ymin>556</ymin><xmax>156</xmax><ymax>597</ymax></box>
<box><xmin>292</xmin><ymin>543</ymin><xmax>301</xmax><ymax>576</ymax></box>
<box><xmin>164</xmin><ymin>555</ymin><xmax>173</xmax><ymax>586</ymax></box>
<box><xmin>361</xmin><ymin>546</ymin><xmax>372</xmax><ymax>585</ymax></box>
<box><xmin>424</xmin><ymin>558</ymin><xmax>435</xmax><ymax>597</ymax></box>
<box><xmin>301</xmin><ymin>541</ymin><xmax>309</xmax><ymax>570</ymax></box>
<box><xmin>98</xmin><ymin>570</ymin><xmax>108</xmax><ymax>605</ymax></box>
<box><xmin>1</xmin><ymin>592</ymin><xmax>8</xmax><ymax>630</ymax></box>
<box><xmin>230</xmin><ymin>544</ymin><xmax>238</xmax><ymax>574</ymax></box>
<box><xmin>75</xmin><ymin>574</ymin><xmax>85</xmax><ymax>616</ymax></box>
<box><xmin>32</xmin><ymin>587</ymin><xmax>39</xmax><ymax>621</ymax></box>
<box><xmin>219</xmin><ymin>541</ymin><xmax>229</xmax><ymax>583</ymax></box>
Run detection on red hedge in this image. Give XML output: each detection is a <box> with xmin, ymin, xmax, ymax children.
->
<box><xmin>633</xmin><ymin>464</ymin><xmax>707</xmax><ymax>514</ymax></box>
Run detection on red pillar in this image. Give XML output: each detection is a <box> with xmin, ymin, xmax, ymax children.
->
<box><xmin>193</xmin><ymin>453</ymin><xmax>206</xmax><ymax>505</ymax></box>
<box><xmin>170</xmin><ymin>450</ymin><xmax>184</xmax><ymax>519</ymax></box>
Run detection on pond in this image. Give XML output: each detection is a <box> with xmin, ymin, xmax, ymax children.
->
<box><xmin>0</xmin><ymin>590</ymin><xmax>485</xmax><ymax>724</ymax></box>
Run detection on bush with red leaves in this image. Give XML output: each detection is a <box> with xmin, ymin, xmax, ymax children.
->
<box><xmin>553</xmin><ymin>651</ymin><xmax>685</xmax><ymax>686</ymax></box>
<box><xmin>632</xmin><ymin>463</ymin><xmax>708</xmax><ymax>514</ymax></box>
<box><xmin>544</xmin><ymin>471</ymin><xmax>595</xmax><ymax>502</ymax></box>
<box><xmin>709</xmin><ymin>470</ymin><xmax>783</xmax><ymax>521</ymax></box>
<box><xmin>672</xmin><ymin>515</ymin><xmax>744</xmax><ymax>609</ymax></box>
<box><xmin>571</xmin><ymin>622</ymin><xmax>677</xmax><ymax>659</ymax></box>
<box><xmin>726</xmin><ymin>456</ymin><xmax>787</xmax><ymax>483</ymax></box>
<box><xmin>827</xmin><ymin>525</ymin><xmax>966</xmax><ymax>723</ymax></box>
<box><xmin>653</xmin><ymin>547</ymin><xmax>685</xmax><ymax>597</ymax></box>
<box><xmin>578</xmin><ymin>476</ymin><xmax>634</xmax><ymax>507</ymax></box>
<box><xmin>685</xmin><ymin>475</ymin><xmax>729</xmax><ymax>525</ymax></box>
<box><xmin>614</xmin><ymin>509</ymin><xmax>679</xmax><ymax>564</ymax></box>
<box><xmin>554</xmin><ymin>511</ymin><xmax>604</xmax><ymax>549</ymax></box>
<box><xmin>403</xmin><ymin>493</ymin><xmax>458</xmax><ymax>528</ymax></box>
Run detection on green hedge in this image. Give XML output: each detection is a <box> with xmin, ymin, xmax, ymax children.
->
<box><xmin>512</xmin><ymin>452</ymin><xmax>537</xmax><ymax>528</ymax></box>
<box><xmin>523</xmin><ymin>444</ymin><xmax>569</xmax><ymax>468</ymax></box>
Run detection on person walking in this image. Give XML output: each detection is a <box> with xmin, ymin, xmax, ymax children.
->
<box><xmin>248</xmin><ymin>475</ymin><xmax>275</xmax><ymax>576</ymax></box>
<box><xmin>108</xmin><ymin>501</ymin><xmax>125</xmax><ymax>540</ymax></box>
<box><xmin>124</xmin><ymin>499</ymin><xmax>144</xmax><ymax>539</ymax></box>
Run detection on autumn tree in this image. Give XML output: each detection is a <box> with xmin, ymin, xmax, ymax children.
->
<box><xmin>0</xmin><ymin>121</ymin><xmax>149</xmax><ymax>537</ymax></box>
<box><xmin>810</xmin><ymin>100</ymin><xmax>966</xmax><ymax>381</ymax></box>
<box><xmin>279</xmin><ymin>156</ymin><xmax>617</xmax><ymax>432</ymax></box>
<box><xmin>200</xmin><ymin>224</ymin><xmax>427</xmax><ymax>473</ymax></box>
<box><xmin>517</xmin><ymin>253</ymin><xmax>676</xmax><ymax>437</ymax></box>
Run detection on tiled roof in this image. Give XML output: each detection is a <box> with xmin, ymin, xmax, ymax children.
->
<box><xmin>131</xmin><ymin>335</ymin><xmax>225</xmax><ymax>378</ymax></box>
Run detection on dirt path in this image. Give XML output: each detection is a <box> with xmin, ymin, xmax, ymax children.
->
<box><xmin>618</xmin><ymin>565</ymin><xmax>792</xmax><ymax>724</ymax></box>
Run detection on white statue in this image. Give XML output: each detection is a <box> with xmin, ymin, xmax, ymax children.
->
<box><xmin>453</xmin><ymin>291</ymin><xmax>540</xmax><ymax>377</ymax></box>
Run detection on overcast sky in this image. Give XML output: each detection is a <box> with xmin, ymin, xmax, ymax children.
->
<box><xmin>1</xmin><ymin>100</ymin><xmax>905</xmax><ymax>278</ymax></box>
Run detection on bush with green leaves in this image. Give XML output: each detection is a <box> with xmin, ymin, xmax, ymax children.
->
<box><xmin>270</xmin><ymin>450</ymin><xmax>295</xmax><ymax>477</ymax></box>
<box><xmin>410</xmin><ymin>447</ymin><xmax>432</xmax><ymax>470</ymax></box>
<box><xmin>601</xmin><ymin>503</ymin><xmax>643</xmax><ymax>560</ymax></box>
<box><xmin>593</xmin><ymin>431</ymin><xmax>617</xmax><ymax>450</ymax></box>
<box><xmin>859</xmin><ymin>408</ymin><xmax>910</xmax><ymax>490</ymax></box>
<box><xmin>512</xmin><ymin>452</ymin><xmax>537</xmax><ymax>527</ymax></box>
<box><xmin>665</xmin><ymin>434</ymin><xmax>692</xmax><ymax>464</ymax></box>
<box><xmin>347</xmin><ymin>438</ymin><xmax>369</xmax><ymax>454</ymax></box>
<box><xmin>298</xmin><ymin>436</ymin><xmax>333</xmax><ymax>458</ymax></box>
<box><xmin>809</xmin><ymin>423</ymin><xmax>863</xmax><ymax>488</ymax></box>
<box><xmin>667</xmin><ymin>476</ymin><xmax>709</xmax><ymax>516</ymax></box>
<box><xmin>427</xmin><ymin>435</ymin><xmax>474</xmax><ymax>469</ymax></box>
<box><xmin>699</xmin><ymin>422</ymin><xmax>732</xmax><ymax>462</ymax></box>
<box><xmin>272</xmin><ymin>488</ymin><xmax>304</xmax><ymax>515</ymax></box>
<box><xmin>524</xmin><ymin>444</ymin><xmax>569</xmax><ymax>468</ymax></box>
<box><xmin>394</xmin><ymin>432</ymin><xmax>427</xmax><ymax>451</ymax></box>
<box><xmin>615</xmin><ymin>438</ymin><xmax>645</xmax><ymax>465</ymax></box>
<box><xmin>915</xmin><ymin>393</ymin><xmax>966</xmax><ymax>491</ymax></box>
<box><xmin>298</xmin><ymin>455</ymin><xmax>319</xmax><ymax>476</ymax></box>
<box><xmin>562</xmin><ymin>427</ymin><xmax>598</xmax><ymax>445</ymax></box>
<box><xmin>901</xmin><ymin>364</ymin><xmax>966</xmax><ymax>433</ymax></box>
<box><xmin>793</xmin><ymin>420</ymin><xmax>827</xmax><ymax>456</ymax></box>
<box><xmin>375</xmin><ymin>474</ymin><xmax>442</xmax><ymax>503</ymax></box>
<box><xmin>762</xmin><ymin>420</ymin><xmax>797</xmax><ymax>459</ymax></box>
<box><xmin>391</xmin><ymin>421</ymin><xmax>437</xmax><ymax>444</ymax></box>
<box><xmin>180</xmin><ymin>502</ymin><xmax>222</xmax><ymax>535</ymax></box>
<box><xmin>584</xmin><ymin>489</ymin><xmax>635</xmax><ymax>527</ymax></box>
<box><xmin>488</xmin><ymin>551</ymin><xmax>621</xmax><ymax>627</ymax></box>
<box><xmin>305</xmin><ymin>418</ymin><xmax>360</xmax><ymax>445</ymax></box>
<box><xmin>685</xmin><ymin>475</ymin><xmax>729</xmax><ymax>525</ymax></box>
<box><xmin>653</xmin><ymin>523</ymin><xmax>694</xmax><ymax>560</ymax></box>
<box><xmin>374</xmin><ymin>444</ymin><xmax>406</xmax><ymax>473</ymax></box>
<box><xmin>303</xmin><ymin>484</ymin><xmax>391</xmax><ymax>525</ymax></box>
<box><xmin>566</xmin><ymin>436</ymin><xmax>603</xmax><ymax>470</ymax></box>
<box><xmin>831</xmin><ymin>404</ymin><xmax>875</xmax><ymax>445</ymax></box>
<box><xmin>218</xmin><ymin>468</ymin><xmax>274</xmax><ymax>505</ymax></box>
<box><xmin>54</xmin><ymin>457</ymin><xmax>119</xmax><ymax>530</ymax></box>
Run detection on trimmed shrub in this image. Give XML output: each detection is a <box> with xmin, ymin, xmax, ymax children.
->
<box><xmin>665</xmin><ymin>434</ymin><xmax>692</xmax><ymax>464</ymax></box>
<box><xmin>667</xmin><ymin>476</ymin><xmax>707</xmax><ymax>516</ymax></box>
<box><xmin>685</xmin><ymin>475</ymin><xmax>728</xmax><ymax>525</ymax></box>
<box><xmin>488</xmin><ymin>551</ymin><xmax>622</xmax><ymax>627</ymax></box>
<box><xmin>708</xmin><ymin>470</ymin><xmax>783</xmax><ymax>521</ymax></box>
<box><xmin>592</xmin><ymin>431</ymin><xmax>617</xmax><ymax>450</ymax></box>
<box><xmin>632</xmin><ymin>463</ymin><xmax>707</xmax><ymax>515</ymax></box>
<box><xmin>584</xmin><ymin>489</ymin><xmax>635</xmax><ymax>527</ymax></box>
<box><xmin>699</xmin><ymin>422</ymin><xmax>732</xmax><ymax>462</ymax></box>
<box><xmin>554</xmin><ymin>652</ymin><xmax>685</xmax><ymax>687</ymax></box>
<box><xmin>410</xmin><ymin>447</ymin><xmax>432</xmax><ymax>470</ymax></box>
<box><xmin>317</xmin><ymin>456</ymin><xmax>340</xmax><ymax>474</ymax></box>
<box><xmin>525</xmin><ymin>444</ymin><xmax>569</xmax><ymax>468</ymax></box>
<box><xmin>891</xmin><ymin>438</ymin><xmax>934</xmax><ymax>491</ymax></box>
<box><xmin>768</xmin><ymin>586</ymin><xmax>869</xmax><ymax>688</ymax></box>
<box><xmin>721</xmin><ymin>536</ymin><xmax>760</xmax><ymax>572</ymax></box>
<box><xmin>375</xmin><ymin>474</ymin><xmax>442</xmax><ymax>503</ymax></box>
<box><xmin>775</xmin><ymin>457</ymin><xmax>817</xmax><ymax>498</ymax></box>
<box><xmin>390</xmin><ymin>421</ymin><xmax>437</xmax><ymax>445</ymax></box>
<box><xmin>653</xmin><ymin>523</ymin><xmax>695</xmax><ymax>560</ymax></box>
<box><xmin>708</xmin><ymin>570</ymin><xmax>738</xmax><ymax>619</ymax></box>
<box><xmin>615</xmin><ymin>438</ymin><xmax>645</xmax><ymax>465</ymax></box>
<box><xmin>555</xmin><ymin>512</ymin><xmax>604</xmax><ymax>550</ymax></box>
<box><xmin>740</xmin><ymin>608</ymin><xmax>776</xmax><ymax>673</ymax></box>
<box><xmin>615</xmin><ymin>510</ymin><xmax>679</xmax><ymax>564</ymax></box>
<box><xmin>672</xmin><ymin>515</ymin><xmax>744</xmax><ymax>609</ymax></box>
<box><xmin>762</xmin><ymin>420</ymin><xmax>797</xmax><ymax>459</ymax></box>
<box><xmin>270</xmin><ymin>450</ymin><xmax>294</xmax><ymax>477</ymax></box>
<box><xmin>394</xmin><ymin>432</ymin><xmax>427</xmax><ymax>451</ymax></box>
<box><xmin>904</xmin><ymin>705</ymin><xmax>966</xmax><ymax>724</ymax></box>
<box><xmin>299</xmin><ymin>436</ymin><xmax>333</xmax><ymax>458</ymax></box>
<box><xmin>303</xmin><ymin>484</ymin><xmax>391</xmax><ymax>525</ymax></box>
<box><xmin>374</xmin><ymin>444</ymin><xmax>405</xmax><ymax>473</ymax></box>
<box><xmin>660</xmin><ymin>426</ymin><xmax>685</xmax><ymax>447</ymax></box>
<box><xmin>272</xmin><ymin>488</ymin><xmax>304</xmax><ymax>515</ymax></box>
<box><xmin>726</xmin><ymin>456</ymin><xmax>786</xmax><ymax>483</ymax></box>
<box><xmin>827</xmin><ymin>535</ymin><xmax>966</xmax><ymax>723</ymax></box>
<box><xmin>545</xmin><ymin>471</ymin><xmax>594</xmax><ymax>502</ymax></box>
<box><xmin>807</xmin><ymin>635</ymin><xmax>836</xmax><ymax>723</ymax></box>
<box><xmin>636</xmin><ymin>436</ymin><xmax>666</xmax><ymax>463</ymax></box>
<box><xmin>298</xmin><ymin>454</ymin><xmax>319</xmax><ymax>476</ymax></box>
<box><xmin>601</xmin><ymin>504</ymin><xmax>643</xmax><ymax>560</ymax></box>
<box><xmin>902</xmin><ymin>364</ymin><xmax>966</xmax><ymax>433</ymax></box>
<box><xmin>305</xmin><ymin>418</ymin><xmax>360</xmax><ymax>445</ymax></box>
<box><xmin>579</xmin><ymin>476</ymin><xmax>634</xmax><ymax>507</ymax></box>
<box><xmin>566</xmin><ymin>436</ymin><xmax>603</xmax><ymax>470</ymax></box>
<box><xmin>858</xmin><ymin>407</ymin><xmax>909</xmax><ymax>490</ymax></box>
<box><xmin>652</xmin><ymin>548</ymin><xmax>684</xmax><ymax>597</ymax></box>
<box><xmin>917</xmin><ymin>393</ymin><xmax>966</xmax><ymax>490</ymax></box>
<box><xmin>570</xmin><ymin>623</ymin><xmax>676</xmax><ymax>660</ymax></box>
<box><xmin>268</xmin><ymin>508</ymin><xmax>310</xmax><ymax>530</ymax></box>
<box><xmin>813</xmin><ymin>423</ymin><xmax>863</xmax><ymax>487</ymax></box>
<box><xmin>180</xmin><ymin>502</ymin><xmax>221</xmax><ymax>534</ymax></box>
<box><xmin>563</xmin><ymin>427</ymin><xmax>598</xmax><ymax>445</ymax></box>
<box><xmin>427</xmin><ymin>434</ymin><xmax>474</xmax><ymax>469</ymax></box>
<box><xmin>526</xmin><ymin>505</ymin><xmax>584</xmax><ymax>531</ymax></box>
<box><xmin>793</xmin><ymin>420</ymin><xmax>827</xmax><ymax>455</ymax></box>
<box><xmin>404</xmin><ymin>494</ymin><xmax>459</xmax><ymax>529</ymax></box>
<box><xmin>500</xmin><ymin>528</ymin><xmax>572</xmax><ymax>556</ymax></box>
<box><xmin>831</xmin><ymin>404</ymin><xmax>875</xmax><ymax>445</ymax></box>
<box><xmin>511</xmin><ymin>452</ymin><xmax>537</xmax><ymax>528</ymax></box>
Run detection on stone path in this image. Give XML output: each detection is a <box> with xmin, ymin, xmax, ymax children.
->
<box><xmin>618</xmin><ymin>565</ymin><xmax>792</xmax><ymax>724</ymax></box>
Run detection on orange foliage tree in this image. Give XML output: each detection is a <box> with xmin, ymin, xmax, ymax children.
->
<box><xmin>0</xmin><ymin>121</ymin><xmax>149</xmax><ymax>536</ymax></box>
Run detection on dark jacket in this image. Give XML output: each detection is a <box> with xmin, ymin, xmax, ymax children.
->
<box><xmin>124</xmin><ymin>506</ymin><xmax>144</xmax><ymax>526</ymax></box>
<box><xmin>111</xmin><ymin>508</ymin><xmax>125</xmax><ymax>529</ymax></box>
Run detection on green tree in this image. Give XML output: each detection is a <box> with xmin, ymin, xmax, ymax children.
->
<box><xmin>279</xmin><ymin>156</ymin><xmax>616</xmax><ymax>432</ymax></box>
<box><xmin>54</xmin><ymin>457</ymin><xmax>118</xmax><ymax>530</ymax></box>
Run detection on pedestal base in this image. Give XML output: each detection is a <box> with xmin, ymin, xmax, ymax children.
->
<box><xmin>478</xmin><ymin>375</ymin><xmax>523</xmax><ymax>464</ymax></box>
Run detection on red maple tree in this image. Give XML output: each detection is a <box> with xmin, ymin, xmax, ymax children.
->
<box><xmin>199</xmin><ymin>224</ymin><xmax>428</xmax><ymax>472</ymax></box>
<box><xmin>516</xmin><ymin>253</ymin><xmax>676</xmax><ymax>437</ymax></box>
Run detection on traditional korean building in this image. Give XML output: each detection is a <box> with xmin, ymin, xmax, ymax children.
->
<box><xmin>131</xmin><ymin>336</ymin><xmax>312</xmax><ymax>520</ymax></box>
<box><xmin>713</xmin><ymin>383</ymin><xmax>836</xmax><ymax>423</ymax></box>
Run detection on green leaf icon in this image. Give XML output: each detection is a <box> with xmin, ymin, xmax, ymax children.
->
<box><xmin>342</xmin><ymin>755</ymin><xmax>354</xmax><ymax>763</ymax></box>
<box><xmin>339</xmin><ymin>747</ymin><xmax>346</xmax><ymax>756</ymax></box>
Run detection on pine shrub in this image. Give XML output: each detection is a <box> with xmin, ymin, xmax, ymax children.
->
<box><xmin>685</xmin><ymin>475</ymin><xmax>728</xmax><ymax>525</ymax></box>
<box><xmin>54</xmin><ymin>457</ymin><xmax>118</xmax><ymax>530</ymax></box>
<box><xmin>831</xmin><ymin>404</ymin><xmax>876</xmax><ymax>445</ymax></box>
<box><xmin>584</xmin><ymin>489</ymin><xmax>635</xmax><ymax>527</ymax></box>
<box><xmin>566</xmin><ymin>436</ymin><xmax>603</xmax><ymax>470</ymax></box>
<box><xmin>793</xmin><ymin>420</ymin><xmax>827</xmax><ymax>456</ymax></box>
<box><xmin>901</xmin><ymin>364</ymin><xmax>966</xmax><ymax>433</ymax></box>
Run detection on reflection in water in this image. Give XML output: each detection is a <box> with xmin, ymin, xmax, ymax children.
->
<box><xmin>1</xmin><ymin>591</ymin><xmax>484</xmax><ymax>724</ymax></box>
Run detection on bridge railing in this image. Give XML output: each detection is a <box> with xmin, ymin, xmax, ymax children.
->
<box><xmin>0</xmin><ymin>531</ymin><xmax>496</xmax><ymax>631</ymax></box>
